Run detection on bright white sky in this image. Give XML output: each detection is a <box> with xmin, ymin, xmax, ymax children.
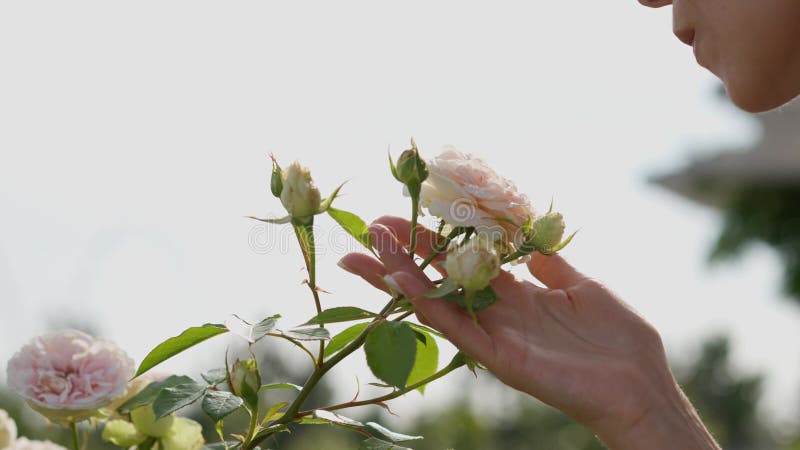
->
<box><xmin>1</xmin><ymin>0</ymin><xmax>799</xmax><ymax>428</ymax></box>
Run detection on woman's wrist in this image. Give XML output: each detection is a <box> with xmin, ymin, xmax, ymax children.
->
<box><xmin>596</xmin><ymin>363</ymin><xmax>721</xmax><ymax>450</ymax></box>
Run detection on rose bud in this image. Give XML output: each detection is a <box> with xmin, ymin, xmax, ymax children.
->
<box><xmin>394</xmin><ymin>146</ymin><xmax>428</xmax><ymax>187</ymax></box>
<box><xmin>0</xmin><ymin>409</ymin><xmax>17</xmax><ymax>449</ymax></box>
<box><xmin>279</xmin><ymin>161</ymin><xmax>322</xmax><ymax>219</ymax></box>
<box><xmin>270</xmin><ymin>156</ymin><xmax>283</xmax><ymax>198</ymax></box>
<box><xmin>231</xmin><ymin>359</ymin><xmax>261</xmax><ymax>409</ymax></box>
<box><xmin>102</xmin><ymin>420</ymin><xmax>147</xmax><ymax>447</ymax></box>
<box><xmin>161</xmin><ymin>417</ymin><xmax>205</xmax><ymax>450</ymax></box>
<box><xmin>531</xmin><ymin>211</ymin><xmax>566</xmax><ymax>255</ymax></box>
<box><xmin>445</xmin><ymin>236</ymin><xmax>501</xmax><ymax>293</ymax></box>
<box><xmin>130</xmin><ymin>405</ymin><xmax>174</xmax><ymax>438</ymax></box>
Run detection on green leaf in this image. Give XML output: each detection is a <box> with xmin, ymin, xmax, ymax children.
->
<box><xmin>118</xmin><ymin>375</ymin><xmax>195</xmax><ymax>414</ymax></box>
<box><xmin>324</xmin><ymin>322</ymin><xmax>370</xmax><ymax>358</ymax></box>
<box><xmin>364</xmin><ymin>422</ymin><xmax>423</xmax><ymax>443</ymax></box>
<box><xmin>135</xmin><ymin>324</ymin><xmax>227</xmax><ymax>377</ymax></box>
<box><xmin>259</xmin><ymin>383</ymin><xmax>302</xmax><ymax>392</ymax></box>
<box><xmin>246</xmin><ymin>215</ymin><xmax>292</xmax><ymax>225</ymax></box>
<box><xmin>297</xmin><ymin>418</ymin><xmax>330</xmax><ymax>425</ymax></box>
<box><xmin>359</xmin><ymin>438</ymin><xmax>411</xmax><ymax>450</ymax></box>
<box><xmin>305</xmin><ymin>307</ymin><xmax>376</xmax><ymax>325</ymax></box>
<box><xmin>282</xmin><ymin>327</ymin><xmax>330</xmax><ymax>341</ymax></box>
<box><xmin>202</xmin><ymin>368</ymin><xmax>228</xmax><ymax>386</ymax></box>
<box><xmin>425</xmin><ymin>277</ymin><xmax>459</xmax><ymax>298</ymax></box>
<box><xmin>406</xmin><ymin>330</ymin><xmax>439</xmax><ymax>394</ymax></box>
<box><xmin>152</xmin><ymin>381</ymin><xmax>207</xmax><ymax>418</ymax></box>
<box><xmin>407</xmin><ymin>323</ymin><xmax>445</xmax><ymax>340</ymax></box>
<box><xmin>202</xmin><ymin>390</ymin><xmax>244</xmax><ymax>421</ymax></box>
<box><xmin>365</xmin><ymin>322</ymin><xmax>417</xmax><ymax>389</ymax></box>
<box><xmin>327</xmin><ymin>207</ymin><xmax>373</xmax><ymax>251</ymax></box>
<box><xmin>442</xmin><ymin>285</ymin><xmax>499</xmax><ymax>312</ymax></box>
<box><xmin>261</xmin><ymin>402</ymin><xmax>289</xmax><ymax>425</ymax></box>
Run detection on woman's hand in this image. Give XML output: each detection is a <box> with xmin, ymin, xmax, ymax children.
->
<box><xmin>338</xmin><ymin>216</ymin><xmax>720</xmax><ymax>450</ymax></box>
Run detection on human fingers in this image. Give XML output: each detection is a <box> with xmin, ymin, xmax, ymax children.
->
<box><xmin>373</xmin><ymin>215</ymin><xmax>447</xmax><ymax>274</ymax></box>
<box><xmin>369</xmin><ymin>224</ymin><xmax>431</xmax><ymax>282</ymax></box>
<box><xmin>526</xmin><ymin>252</ymin><xmax>587</xmax><ymax>289</ymax></box>
<box><xmin>338</xmin><ymin>253</ymin><xmax>390</xmax><ymax>293</ymax></box>
<box><xmin>385</xmin><ymin>271</ymin><xmax>494</xmax><ymax>361</ymax></box>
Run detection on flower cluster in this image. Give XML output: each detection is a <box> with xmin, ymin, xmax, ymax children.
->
<box><xmin>403</xmin><ymin>145</ymin><xmax>574</xmax><ymax>318</ymax></box>
<box><xmin>3</xmin><ymin>141</ymin><xmax>574</xmax><ymax>450</ymax></box>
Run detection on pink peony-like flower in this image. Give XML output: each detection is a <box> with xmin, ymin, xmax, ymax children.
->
<box><xmin>4</xmin><ymin>438</ymin><xmax>67</xmax><ymax>450</ymax></box>
<box><xmin>420</xmin><ymin>146</ymin><xmax>535</xmax><ymax>243</ymax></box>
<box><xmin>6</xmin><ymin>330</ymin><xmax>135</xmax><ymax>423</ymax></box>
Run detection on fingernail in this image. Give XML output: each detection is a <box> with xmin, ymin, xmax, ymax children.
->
<box><xmin>337</xmin><ymin>258</ymin><xmax>353</xmax><ymax>272</ymax></box>
<box><xmin>383</xmin><ymin>274</ymin><xmax>402</xmax><ymax>297</ymax></box>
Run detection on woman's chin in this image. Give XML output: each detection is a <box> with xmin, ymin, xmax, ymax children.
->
<box><xmin>723</xmin><ymin>78</ymin><xmax>800</xmax><ymax>113</ymax></box>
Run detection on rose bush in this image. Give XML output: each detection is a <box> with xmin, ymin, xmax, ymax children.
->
<box><xmin>3</xmin><ymin>141</ymin><xmax>573</xmax><ymax>450</ymax></box>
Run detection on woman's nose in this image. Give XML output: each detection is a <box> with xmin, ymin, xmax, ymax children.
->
<box><xmin>638</xmin><ymin>0</ymin><xmax>672</xmax><ymax>7</ymax></box>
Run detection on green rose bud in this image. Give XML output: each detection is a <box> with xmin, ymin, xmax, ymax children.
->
<box><xmin>445</xmin><ymin>236</ymin><xmax>501</xmax><ymax>293</ymax></box>
<box><xmin>161</xmin><ymin>417</ymin><xmax>204</xmax><ymax>450</ymax></box>
<box><xmin>270</xmin><ymin>156</ymin><xmax>283</xmax><ymax>198</ymax></box>
<box><xmin>131</xmin><ymin>405</ymin><xmax>174</xmax><ymax>438</ymax></box>
<box><xmin>102</xmin><ymin>420</ymin><xmax>147</xmax><ymax>447</ymax></box>
<box><xmin>231</xmin><ymin>359</ymin><xmax>261</xmax><ymax>409</ymax></box>
<box><xmin>394</xmin><ymin>149</ymin><xmax>428</xmax><ymax>187</ymax></box>
<box><xmin>531</xmin><ymin>212</ymin><xmax>566</xmax><ymax>255</ymax></box>
<box><xmin>280</xmin><ymin>161</ymin><xmax>322</xmax><ymax>219</ymax></box>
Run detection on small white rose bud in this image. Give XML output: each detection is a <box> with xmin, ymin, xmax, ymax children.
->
<box><xmin>0</xmin><ymin>409</ymin><xmax>17</xmax><ymax>449</ymax></box>
<box><xmin>280</xmin><ymin>161</ymin><xmax>322</xmax><ymax>219</ymax></box>
<box><xmin>161</xmin><ymin>417</ymin><xmax>205</xmax><ymax>450</ymax></box>
<box><xmin>131</xmin><ymin>405</ymin><xmax>174</xmax><ymax>438</ymax></box>
<box><xmin>445</xmin><ymin>236</ymin><xmax>501</xmax><ymax>293</ymax></box>
<box><xmin>531</xmin><ymin>211</ymin><xmax>566</xmax><ymax>255</ymax></box>
<box><xmin>102</xmin><ymin>420</ymin><xmax>147</xmax><ymax>447</ymax></box>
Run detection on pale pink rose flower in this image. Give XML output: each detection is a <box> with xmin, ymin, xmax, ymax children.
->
<box><xmin>4</xmin><ymin>438</ymin><xmax>68</xmax><ymax>450</ymax></box>
<box><xmin>420</xmin><ymin>146</ymin><xmax>535</xmax><ymax>244</ymax></box>
<box><xmin>6</xmin><ymin>330</ymin><xmax>135</xmax><ymax>423</ymax></box>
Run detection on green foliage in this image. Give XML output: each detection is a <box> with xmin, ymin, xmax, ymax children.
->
<box><xmin>119</xmin><ymin>376</ymin><xmax>197</xmax><ymax>414</ymax></box>
<box><xmin>201</xmin><ymin>391</ymin><xmax>244</xmax><ymax>422</ymax></box>
<box><xmin>327</xmin><ymin>207</ymin><xmax>373</xmax><ymax>251</ymax></box>
<box><xmin>365</xmin><ymin>322</ymin><xmax>418</xmax><ymax>389</ymax></box>
<box><xmin>406</xmin><ymin>331</ymin><xmax>439</xmax><ymax>394</ymax></box>
<box><xmin>306</xmin><ymin>307</ymin><xmax>377</xmax><ymax>325</ymax></box>
<box><xmin>325</xmin><ymin>323</ymin><xmax>370</xmax><ymax>358</ymax></box>
<box><xmin>153</xmin><ymin>381</ymin><xmax>207</xmax><ymax>418</ymax></box>
<box><xmin>676</xmin><ymin>336</ymin><xmax>773</xmax><ymax>449</ymax></box>
<box><xmin>135</xmin><ymin>325</ymin><xmax>228</xmax><ymax>377</ymax></box>
<box><xmin>711</xmin><ymin>186</ymin><xmax>800</xmax><ymax>302</ymax></box>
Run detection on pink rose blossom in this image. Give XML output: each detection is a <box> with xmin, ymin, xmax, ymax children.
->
<box><xmin>6</xmin><ymin>330</ymin><xmax>134</xmax><ymax>422</ymax></box>
<box><xmin>420</xmin><ymin>147</ymin><xmax>535</xmax><ymax>243</ymax></box>
<box><xmin>4</xmin><ymin>438</ymin><xmax>68</xmax><ymax>450</ymax></box>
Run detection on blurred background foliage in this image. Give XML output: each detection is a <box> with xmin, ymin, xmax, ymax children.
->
<box><xmin>2</xmin><ymin>333</ymin><xmax>798</xmax><ymax>450</ymax></box>
<box><xmin>711</xmin><ymin>186</ymin><xmax>800</xmax><ymax>303</ymax></box>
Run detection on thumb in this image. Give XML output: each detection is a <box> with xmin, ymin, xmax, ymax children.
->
<box><xmin>527</xmin><ymin>252</ymin><xmax>586</xmax><ymax>290</ymax></box>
